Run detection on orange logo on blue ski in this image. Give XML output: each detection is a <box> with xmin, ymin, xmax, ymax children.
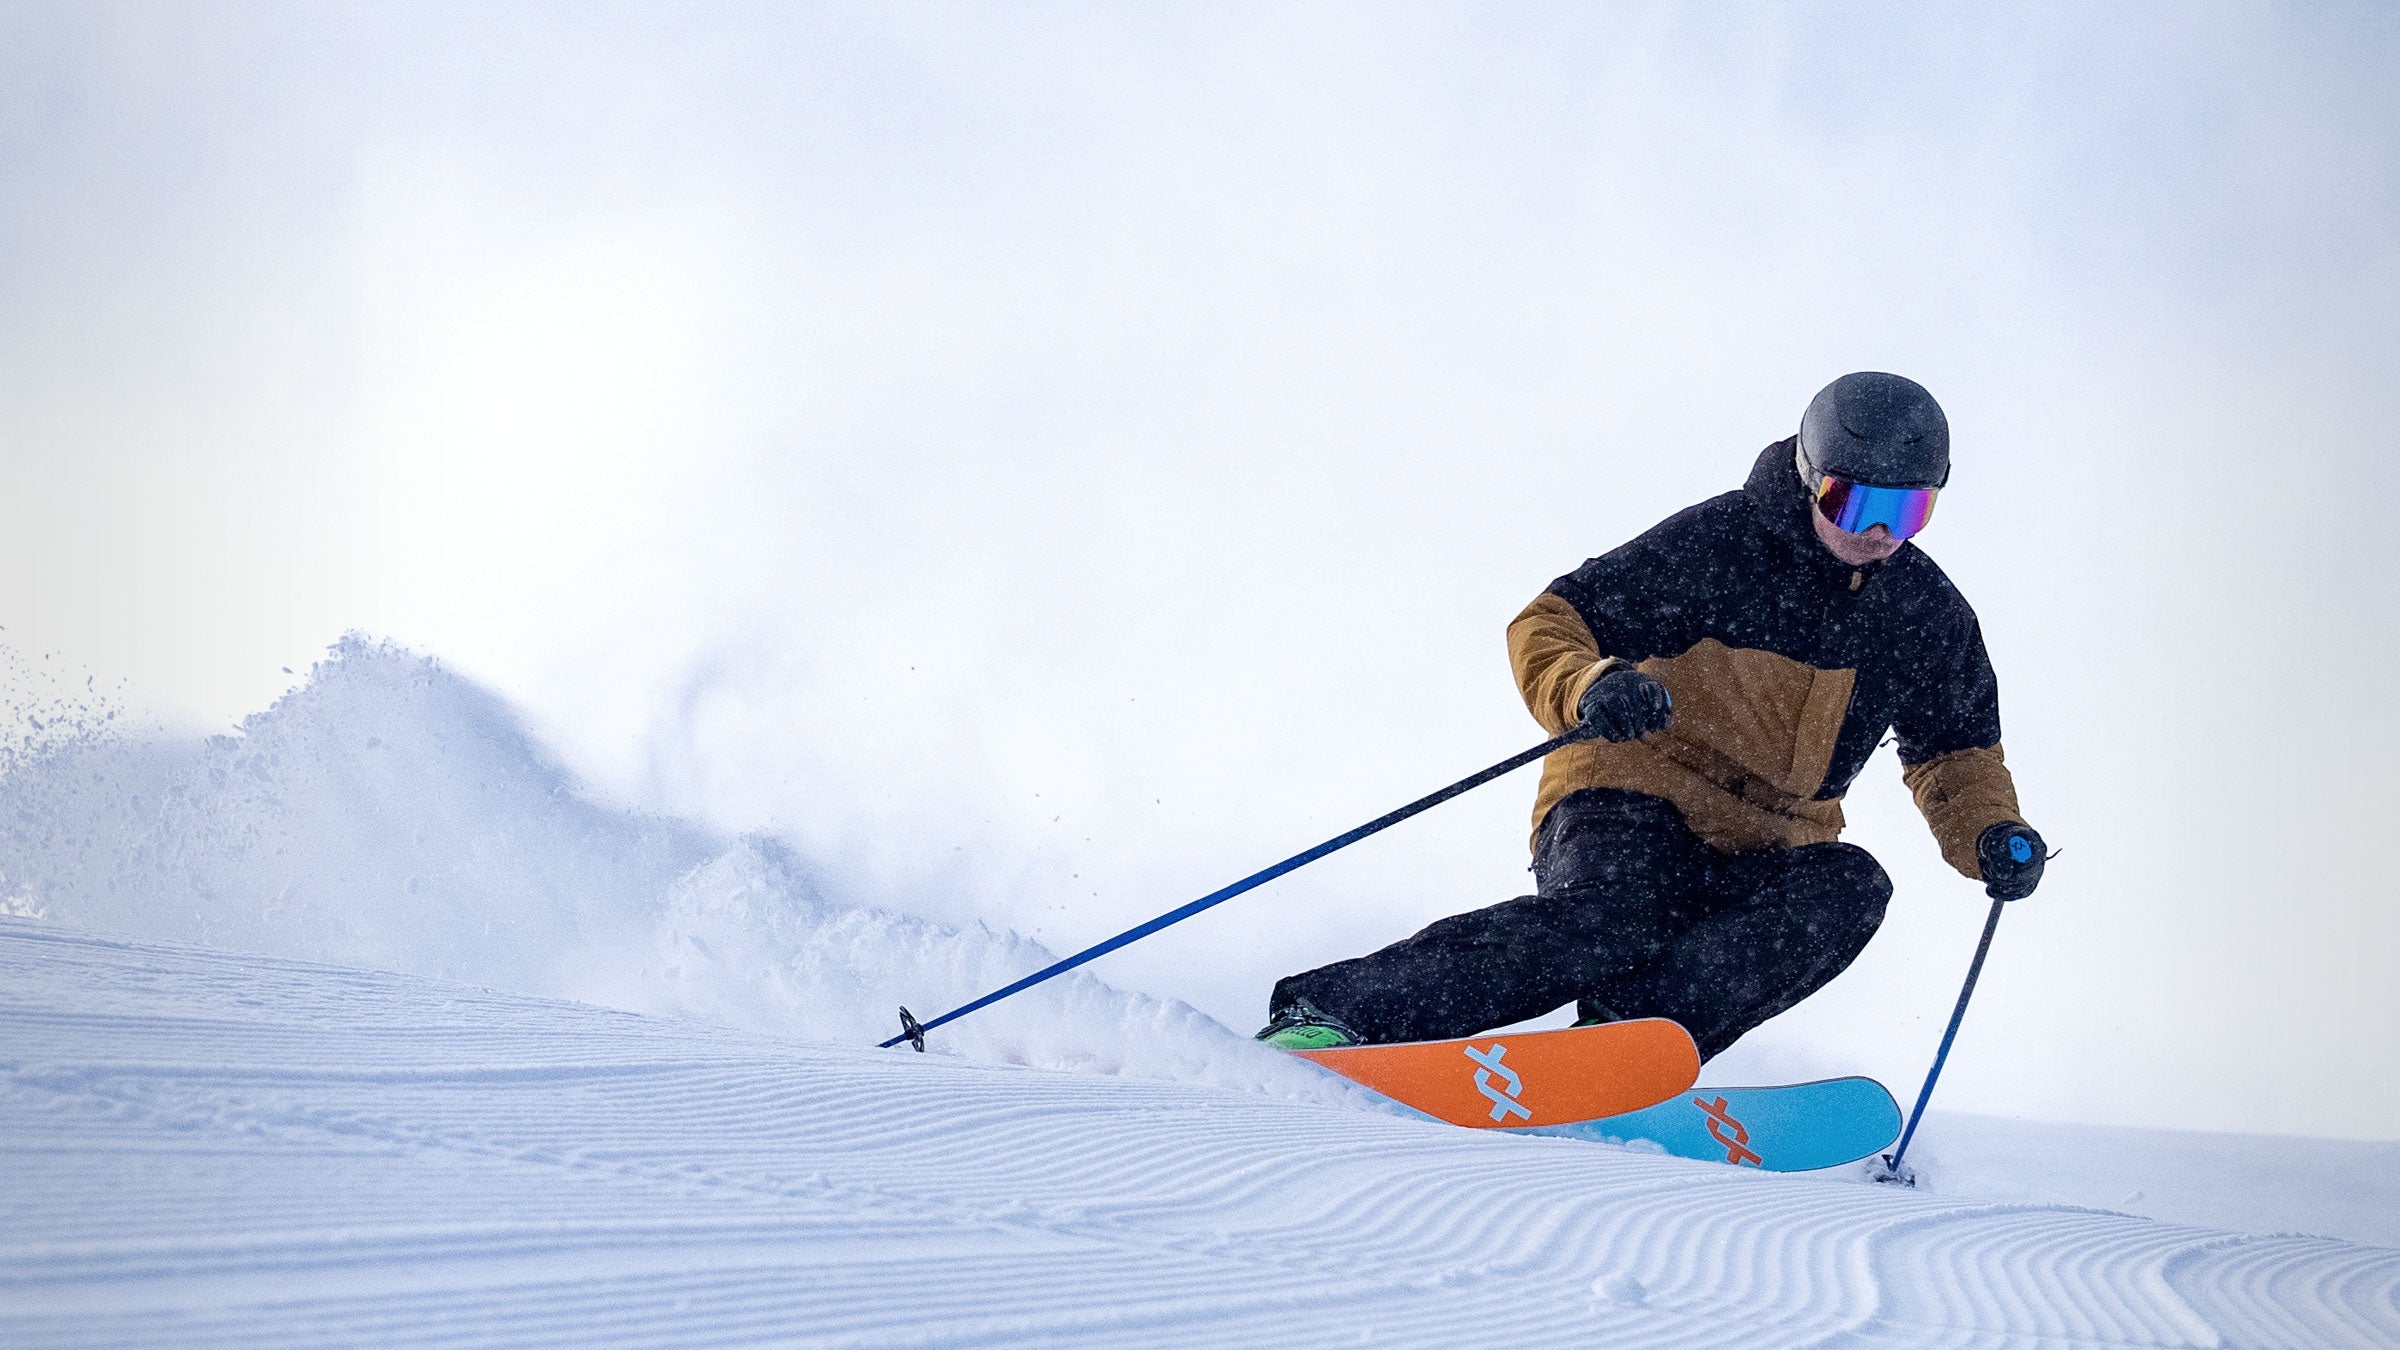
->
<box><xmin>1693</xmin><ymin>1094</ymin><xmax>1764</xmax><ymax>1166</ymax></box>
<box><xmin>1463</xmin><ymin>1043</ymin><xmax>1531</xmax><ymax>1122</ymax></box>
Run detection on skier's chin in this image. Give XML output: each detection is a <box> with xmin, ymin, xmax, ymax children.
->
<box><xmin>1812</xmin><ymin>513</ymin><xmax>1905</xmax><ymax>565</ymax></box>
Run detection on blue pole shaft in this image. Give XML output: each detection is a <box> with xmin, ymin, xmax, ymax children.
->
<box><xmin>1887</xmin><ymin>896</ymin><xmax>2007</xmax><ymax>1170</ymax></box>
<box><xmin>880</xmin><ymin>729</ymin><xmax>1584</xmax><ymax>1050</ymax></box>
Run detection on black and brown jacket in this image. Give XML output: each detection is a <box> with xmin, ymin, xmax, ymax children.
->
<box><xmin>1510</xmin><ymin>439</ymin><xmax>2022</xmax><ymax>878</ymax></box>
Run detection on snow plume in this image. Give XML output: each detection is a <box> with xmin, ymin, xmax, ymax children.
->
<box><xmin>0</xmin><ymin>640</ymin><xmax>126</xmax><ymax>779</ymax></box>
<box><xmin>0</xmin><ymin>636</ymin><xmax>1352</xmax><ymax>1105</ymax></box>
<box><xmin>0</xmin><ymin>635</ymin><xmax>711</xmax><ymax>985</ymax></box>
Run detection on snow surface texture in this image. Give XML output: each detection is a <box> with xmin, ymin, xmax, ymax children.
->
<box><xmin>6</xmin><ymin>636</ymin><xmax>2400</xmax><ymax>1257</ymax></box>
<box><xmin>5</xmin><ymin>921</ymin><xmax>2398</xmax><ymax>1349</ymax></box>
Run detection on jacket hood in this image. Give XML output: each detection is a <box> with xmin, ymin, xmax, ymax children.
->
<box><xmin>1744</xmin><ymin>438</ymin><xmax>1824</xmax><ymax>550</ymax></box>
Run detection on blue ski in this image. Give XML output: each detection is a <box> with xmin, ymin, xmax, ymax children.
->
<box><xmin>1524</xmin><ymin>1076</ymin><xmax>1900</xmax><ymax>1172</ymax></box>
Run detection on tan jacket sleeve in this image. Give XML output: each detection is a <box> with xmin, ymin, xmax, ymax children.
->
<box><xmin>1902</xmin><ymin>745</ymin><xmax>2023</xmax><ymax>878</ymax></box>
<box><xmin>1508</xmin><ymin>592</ymin><xmax>1631</xmax><ymax>736</ymax></box>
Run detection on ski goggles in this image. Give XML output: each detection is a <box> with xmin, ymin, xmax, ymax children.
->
<box><xmin>1812</xmin><ymin>474</ymin><xmax>1938</xmax><ymax>540</ymax></box>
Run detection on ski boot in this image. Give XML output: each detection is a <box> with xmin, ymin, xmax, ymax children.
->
<box><xmin>1571</xmin><ymin>999</ymin><xmax>1621</xmax><ymax>1029</ymax></box>
<box><xmin>1254</xmin><ymin>997</ymin><xmax>1360</xmax><ymax>1051</ymax></box>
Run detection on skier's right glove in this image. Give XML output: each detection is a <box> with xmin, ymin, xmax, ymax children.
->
<box><xmin>1976</xmin><ymin>822</ymin><xmax>2048</xmax><ymax>901</ymax></box>
<box><xmin>1572</xmin><ymin>665</ymin><xmax>1673</xmax><ymax>743</ymax></box>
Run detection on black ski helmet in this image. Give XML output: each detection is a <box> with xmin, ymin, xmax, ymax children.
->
<box><xmin>1798</xmin><ymin>372</ymin><xmax>1949</xmax><ymax>489</ymax></box>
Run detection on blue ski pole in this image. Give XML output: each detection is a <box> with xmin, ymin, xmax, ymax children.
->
<box><xmin>884</xmin><ymin>727</ymin><xmax>1590</xmax><ymax>1051</ymax></box>
<box><xmin>1875</xmin><ymin>895</ymin><xmax>2008</xmax><ymax>1186</ymax></box>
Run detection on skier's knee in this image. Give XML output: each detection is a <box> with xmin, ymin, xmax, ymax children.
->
<box><xmin>1809</xmin><ymin>843</ymin><xmax>1892</xmax><ymax>927</ymax></box>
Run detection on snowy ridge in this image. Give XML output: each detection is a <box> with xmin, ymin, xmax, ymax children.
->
<box><xmin>7</xmin><ymin>921</ymin><xmax>2395</xmax><ymax>1348</ymax></box>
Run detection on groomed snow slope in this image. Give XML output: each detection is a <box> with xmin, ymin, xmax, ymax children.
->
<box><xmin>6</xmin><ymin>921</ymin><xmax>2394</xmax><ymax>1349</ymax></box>
<box><xmin>9</xmin><ymin>637</ymin><xmax>2400</xmax><ymax>1248</ymax></box>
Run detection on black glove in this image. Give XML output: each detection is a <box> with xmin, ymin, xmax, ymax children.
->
<box><xmin>1573</xmin><ymin>666</ymin><xmax>1673</xmax><ymax>743</ymax></box>
<box><xmin>1976</xmin><ymin>822</ymin><xmax>2047</xmax><ymax>901</ymax></box>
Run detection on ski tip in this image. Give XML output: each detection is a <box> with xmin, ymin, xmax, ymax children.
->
<box><xmin>897</xmin><ymin>1006</ymin><xmax>927</xmax><ymax>1053</ymax></box>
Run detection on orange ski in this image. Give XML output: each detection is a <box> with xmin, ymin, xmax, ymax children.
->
<box><xmin>1288</xmin><ymin>1019</ymin><xmax>1701</xmax><ymax>1129</ymax></box>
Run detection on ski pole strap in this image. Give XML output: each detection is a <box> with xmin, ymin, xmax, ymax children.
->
<box><xmin>882</xmin><ymin>728</ymin><xmax>1587</xmax><ymax>1050</ymax></box>
<box><xmin>1887</xmin><ymin>896</ymin><xmax>2007</xmax><ymax>1170</ymax></box>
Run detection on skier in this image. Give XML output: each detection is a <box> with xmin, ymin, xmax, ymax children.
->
<box><xmin>1259</xmin><ymin>372</ymin><xmax>2047</xmax><ymax>1058</ymax></box>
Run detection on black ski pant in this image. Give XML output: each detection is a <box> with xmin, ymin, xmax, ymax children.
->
<box><xmin>1270</xmin><ymin>788</ymin><xmax>1891</xmax><ymax>1060</ymax></box>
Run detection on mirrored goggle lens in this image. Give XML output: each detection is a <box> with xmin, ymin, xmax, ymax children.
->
<box><xmin>1815</xmin><ymin>477</ymin><xmax>1938</xmax><ymax>539</ymax></box>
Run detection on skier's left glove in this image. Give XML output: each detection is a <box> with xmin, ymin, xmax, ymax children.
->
<box><xmin>1976</xmin><ymin>822</ymin><xmax>2047</xmax><ymax>901</ymax></box>
<box><xmin>1572</xmin><ymin>666</ymin><xmax>1673</xmax><ymax>743</ymax></box>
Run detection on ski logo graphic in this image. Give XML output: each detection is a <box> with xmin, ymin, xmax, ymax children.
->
<box><xmin>1693</xmin><ymin>1095</ymin><xmax>1764</xmax><ymax>1167</ymax></box>
<box><xmin>1463</xmin><ymin>1043</ymin><xmax>1532</xmax><ymax>1122</ymax></box>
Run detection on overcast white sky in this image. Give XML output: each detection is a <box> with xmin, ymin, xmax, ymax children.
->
<box><xmin>4</xmin><ymin>3</ymin><xmax>2398</xmax><ymax>1137</ymax></box>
